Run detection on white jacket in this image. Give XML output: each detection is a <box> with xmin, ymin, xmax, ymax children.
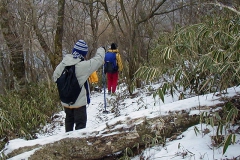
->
<box><xmin>53</xmin><ymin>47</ymin><xmax>105</xmax><ymax>108</ymax></box>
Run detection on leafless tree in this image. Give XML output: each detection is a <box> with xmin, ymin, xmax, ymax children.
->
<box><xmin>0</xmin><ymin>0</ymin><xmax>26</xmax><ymax>90</ymax></box>
<box><xmin>26</xmin><ymin>0</ymin><xmax>65</xmax><ymax>70</ymax></box>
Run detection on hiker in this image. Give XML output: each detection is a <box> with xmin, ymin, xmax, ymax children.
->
<box><xmin>53</xmin><ymin>40</ymin><xmax>105</xmax><ymax>132</ymax></box>
<box><xmin>89</xmin><ymin>71</ymin><xmax>98</xmax><ymax>84</ymax></box>
<box><xmin>104</xmin><ymin>43</ymin><xmax>123</xmax><ymax>95</ymax></box>
<box><xmin>88</xmin><ymin>71</ymin><xmax>99</xmax><ymax>91</ymax></box>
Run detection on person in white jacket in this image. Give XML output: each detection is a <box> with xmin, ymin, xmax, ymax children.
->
<box><xmin>53</xmin><ymin>40</ymin><xmax>105</xmax><ymax>132</ymax></box>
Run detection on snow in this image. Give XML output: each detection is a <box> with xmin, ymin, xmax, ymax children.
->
<box><xmin>1</xmin><ymin>84</ymin><xmax>240</xmax><ymax>160</ymax></box>
<box><xmin>132</xmin><ymin>124</ymin><xmax>240</xmax><ymax>160</ymax></box>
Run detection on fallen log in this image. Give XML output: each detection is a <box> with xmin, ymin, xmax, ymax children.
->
<box><xmin>29</xmin><ymin>113</ymin><xmax>200</xmax><ymax>160</ymax></box>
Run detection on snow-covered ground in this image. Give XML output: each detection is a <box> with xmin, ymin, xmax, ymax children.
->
<box><xmin>1</xmin><ymin>84</ymin><xmax>240</xmax><ymax>160</ymax></box>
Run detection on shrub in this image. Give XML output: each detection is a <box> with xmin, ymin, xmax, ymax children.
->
<box><xmin>0</xmin><ymin>82</ymin><xmax>61</xmax><ymax>150</ymax></box>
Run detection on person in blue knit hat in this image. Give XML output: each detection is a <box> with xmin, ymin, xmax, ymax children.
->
<box><xmin>53</xmin><ymin>40</ymin><xmax>105</xmax><ymax>132</ymax></box>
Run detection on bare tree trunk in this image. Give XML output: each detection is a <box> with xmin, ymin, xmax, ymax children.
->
<box><xmin>100</xmin><ymin>0</ymin><xmax>118</xmax><ymax>42</ymax></box>
<box><xmin>27</xmin><ymin>0</ymin><xmax>65</xmax><ymax>71</ymax></box>
<box><xmin>28</xmin><ymin>0</ymin><xmax>54</xmax><ymax>67</ymax></box>
<box><xmin>0</xmin><ymin>0</ymin><xmax>26</xmax><ymax>89</ymax></box>
<box><xmin>88</xmin><ymin>0</ymin><xmax>100</xmax><ymax>58</ymax></box>
<box><xmin>54</xmin><ymin>0</ymin><xmax>65</xmax><ymax>69</ymax></box>
<box><xmin>119</xmin><ymin>0</ymin><xmax>168</xmax><ymax>93</ymax></box>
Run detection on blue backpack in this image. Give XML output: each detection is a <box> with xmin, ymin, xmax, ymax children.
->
<box><xmin>56</xmin><ymin>65</ymin><xmax>82</xmax><ymax>105</ymax></box>
<box><xmin>104</xmin><ymin>52</ymin><xmax>118</xmax><ymax>73</ymax></box>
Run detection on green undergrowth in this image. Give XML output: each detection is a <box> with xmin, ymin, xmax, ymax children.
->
<box><xmin>0</xmin><ymin>82</ymin><xmax>61</xmax><ymax>150</ymax></box>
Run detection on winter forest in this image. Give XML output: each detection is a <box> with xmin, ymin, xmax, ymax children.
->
<box><xmin>0</xmin><ymin>0</ymin><xmax>240</xmax><ymax>159</ymax></box>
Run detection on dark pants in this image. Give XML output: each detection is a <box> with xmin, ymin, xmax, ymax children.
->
<box><xmin>64</xmin><ymin>106</ymin><xmax>87</xmax><ymax>132</ymax></box>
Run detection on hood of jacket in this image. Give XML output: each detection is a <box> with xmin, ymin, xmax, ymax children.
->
<box><xmin>61</xmin><ymin>54</ymin><xmax>82</xmax><ymax>66</ymax></box>
<box><xmin>108</xmin><ymin>49</ymin><xmax>119</xmax><ymax>53</ymax></box>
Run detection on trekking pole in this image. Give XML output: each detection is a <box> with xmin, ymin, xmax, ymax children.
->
<box><xmin>102</xmin><ymin>64</ymin><xmax>109</xmax><ymax>114</ymax></box>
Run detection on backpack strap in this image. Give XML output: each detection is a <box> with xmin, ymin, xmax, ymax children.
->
<box><xmin>84</xmin><ymin>80</ymin><xmax>90</xmax><ymax>104</ymax></box>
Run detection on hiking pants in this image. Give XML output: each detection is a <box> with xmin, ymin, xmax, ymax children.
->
<box><xmin>64</xmin><ymin>106</ymin><xmax>87</xmax><ymax>132</ymax></box>
<box><xmin>107</xmin><ymin>72</ymin><xmax>118</xmax><ymax>93</ymax></box>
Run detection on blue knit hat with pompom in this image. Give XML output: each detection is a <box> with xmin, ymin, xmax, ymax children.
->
<box><xmin>72</xmin><ymin>40</ymin><xmax>88</xmax><ymax>59</ymax></box>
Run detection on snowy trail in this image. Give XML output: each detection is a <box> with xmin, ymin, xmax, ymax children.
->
<box><xmin>3</xmin><ymin>85</ymin><xmax>240</xmax><ymax>160</ymax></box>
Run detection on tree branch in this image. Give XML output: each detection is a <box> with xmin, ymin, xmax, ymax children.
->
<box><xmin>136</xmin><ymin>0</ymin><xmax>167</xmax><ymax>25</ymax></box>
<box><xmin>205</xmin><ymin>2</ymin><xmax>240</xmax><ymax>15</ymax></box>
<box><xmin>154</xmin><ymin>4</ymin><xmax>193</xmax><ymax>15</ymax></box>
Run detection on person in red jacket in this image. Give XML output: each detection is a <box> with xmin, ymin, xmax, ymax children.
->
<box><xmin>104</xmin><ymin>43</ymin><xmax>123</xmax><ymax>95</ymax></box>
